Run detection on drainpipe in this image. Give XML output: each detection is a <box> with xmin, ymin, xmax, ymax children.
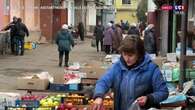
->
<box><xmin>172</xmin><ymin>0</ymin><xmax>177</xmax><ymax>52</ymax></box>
<box><xmin>179</xmin><ymin>0</ymin><xmax>188</xmax><ymax>90</ymax></box>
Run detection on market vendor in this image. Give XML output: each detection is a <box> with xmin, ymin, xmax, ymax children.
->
<box><xmin>92</xmin><ymin>35</ymin><xmax>169</xmax><ymax>110</ymax></box>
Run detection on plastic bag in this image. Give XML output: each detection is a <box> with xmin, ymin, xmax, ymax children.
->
<box><xmin>128</xmin><ymin>100</ymin><xmax>141</xmax><ymax>110</ymax></box>
<box><xmin>91</xmin><ymin>38</ymin><xmax>96</xmax><ymax>47</ymax></box>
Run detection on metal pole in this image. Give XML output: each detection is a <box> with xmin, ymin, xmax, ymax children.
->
<box><xmin>179</xmin><ymin>0</ymin><xmax>188</xmax><ymax>90</ymax></box>
<box><xmin>172</xmin><ymin>0</ymin><xmax>177</xmax><ymax>52</ymax></box>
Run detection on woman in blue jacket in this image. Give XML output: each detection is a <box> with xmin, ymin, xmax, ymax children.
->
<box><xmin>93</xmin><ymin>35</ymin><xmax>168</xmax><ymax>110</ymax></box>
<box><xmin>56</xmin><ymin>24</ymin><xmax>74</xmax><ymax>67</ymax></box>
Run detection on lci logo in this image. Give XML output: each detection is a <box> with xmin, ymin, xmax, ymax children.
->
<box><xmin>161</xmin><ymin>5</ymin><xmax>185</xmax><ymax>11</ymax></box>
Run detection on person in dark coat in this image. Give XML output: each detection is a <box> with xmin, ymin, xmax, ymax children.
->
<box><xmin>103</xmin><ymin>23</ymin><xmax>114</xmax><ymax>54</ymax></box>
<box><xmin>128</xmin><ymin>23</ymin><xmax>140</xmax><ymax>36</ymax></box>
<box><xmin>139</xmin><ymin>21</ymin><xmax>146</xmax><ymax>36</ymax></box>
<box><xmin>120</xmin><ymin>20</ymin><xmax>125</xmax><ymax>31</ymax></box>
<box><xmin>15</xmin><ymin>18</ymin><xmax>29</xmax><ymax>55</ymax></box>
<box><xmin>1</xmin><ymin>16</ymin><xmax>18</xmax><ymax>54</ymax></box>
<box><xmin>144</xmin><ymin>24</ymin><xmax>157</xmax><ymax>54</ymax></box>
<box><xmin>78</xmin><ymin>22</ymin><xmax>84</xmax><ymax>41</ymax></box>
<box><xmin>110</xmin><ymin>20</ymin><xmax>115</xmax><ymax>31</ymax></box>
<box><xmin>92</xmin><ymin>35</ymin><xmax>168</xmax><ymax>110</ymax></box>
<box><xmin>94</xmin><ymin>21</ymin><xmax>104</xmax><ymax>52</ymax></box>
<box><xmin>112</xmin><ymin>24</ymin><xmax>123</xmax><ymax>53</ymax></box>
<box><xmin>56</xmin><ymin>24</ymin><xmax>74</xmax><ymax>67</ymax></box>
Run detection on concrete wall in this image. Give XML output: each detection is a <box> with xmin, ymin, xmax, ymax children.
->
<box><xmin>0</xmin><ymin>0</ymin><xmax>3</xmax><ymax>29</ymax></box>
<box><xmin>10</xmin><ymin>0</ymin><xmax>21</xmax><ymax>20</ymax></box>
<box><xmin>102</xmin><ymin>9</ymin><xmax>115</xmax><ymax>26</ymax></box>
<box><xmin>115</xmin><ymin>10</ymin><xmax>137</xmax><ymax>23</ymax></box>
<box><xmin>10</xmin><ymin>0</ymin><xmax>40</xmax><ymax>31</ymax></box>
<box><xmin>75</xmin><ymin>0</ymin><xmax>83</xmax><ymax>27</ymax></box>
<box><xmin>86</xmin><ymin>1</ymin><xmax>96</xmax><ymax>32</ymax></box>
<box><xmin>67</xmin><ymin>0</ymin><xmax>75</xmax><ymax>26</ymax></box>
<box><xmin>25</xmin><ymin>0</ymin><xmax>35</xmax><ymax>31</ymax></box>
<box><xmin>86</xmin><ymin>1</ymin><xmax>96</xmax><ymax>26</ymax></box>
<box><xmin>115</xmin><ymin>0</ymin><xmax>138</xmax><ymax>23</ymax></box>
<box><xmin>159</xmin><ymin>11</ymin><xmax>169</xmax><ymax>56</ymax></box>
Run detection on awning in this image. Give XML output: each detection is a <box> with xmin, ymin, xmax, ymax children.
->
<box><xmin>153</xmin><ymin>0</ymin><xmax>172</xmax><ymax>8</ymax></box>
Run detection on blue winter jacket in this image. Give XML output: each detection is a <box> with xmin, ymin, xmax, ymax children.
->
<box><xmin>55</xmin><ymin>29</ymin><xmax>74</xmax><ymax>52</ymax></box>
<box><xmin>94</xmin><ymin>54</ymin><xmax>168</xmax><ymax>110</ymax></box>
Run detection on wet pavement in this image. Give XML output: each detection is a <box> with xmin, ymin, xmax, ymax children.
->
<box><xmin>0</xmin><ymin>38</ymin><xmax>105</xmax><ymax>90</ymax></box>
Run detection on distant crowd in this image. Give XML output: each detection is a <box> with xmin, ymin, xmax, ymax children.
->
<box><xmin>93</xmin><ymin>20</ymin><xmax>157</xmax><ymax>55</ymax></box>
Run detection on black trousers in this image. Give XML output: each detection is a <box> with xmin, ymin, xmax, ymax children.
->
<box><xmin>104</xmin><ymin>45</ymin><xmax>111</xmax><ymax>54</ymax></box>
<box><xmin>96</xmin><ymin>39</ymin><xmax>103</xmax><ymax>52</ymax></box>
<box><xmin>10</xmin><ymin>36</ymin><xmax>15</xmax><ymax>54</ymax></box>
<box><xmin>59</xmin><ymin>50</ymin><xmax>69</xmax><ymax>67</ymax></box>
<box><xmin>79</xmin><ymin>32</ymin><xmax>84</xmax><ymax>41</ymax></box>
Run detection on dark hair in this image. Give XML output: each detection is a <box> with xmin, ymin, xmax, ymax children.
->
<box><xmin>118</xmin><ymin>35</ymin><xmax>145</xmax><ymax>59</ymax></box>
<box><xmin>17</xmin><ymin>18</ymin><xmax>22</xmax><ymax>22</ymax></box>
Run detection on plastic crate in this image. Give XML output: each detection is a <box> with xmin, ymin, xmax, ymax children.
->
<box><xmin>186</xmin><ymin>69</ymin><xmax>195</xmax><ymax>80</ymax></box>
<box><xmin>49</xmin><ymin>83</ymin><xmax>68</xmax><ymax>92</ymax></box>
<box><xmin>68</xmin><ymin>84</ymin><xmax>82</xmax><ymax>91</ymax></box>
<box><xmin>15</xmin><ymin>100</ymin><xmax>40</xmax><ymax>108</ymax></box>
<box><xmin>49</xmin><ymin>83</ymin><xmax>82</xmax><ymax>92</ymax></box>
<box><xmin>24</xmin><ymin>42</ymin><xmax>32</xmax><ymax>50</ymax></box>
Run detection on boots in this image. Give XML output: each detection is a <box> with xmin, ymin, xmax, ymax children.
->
<box><xmin>64</xmin><ymin>61</ymin><xmax>69</xmax><ymax>67</ymax></box>
<box><xmin>59</xmin><ymin>57</ymin><xmax>63</xmax><ymax>67</ymax></box>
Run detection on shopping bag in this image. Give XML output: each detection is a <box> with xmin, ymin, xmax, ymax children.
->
<box><xmin>91</xmin><ymin>38</ymin><xmax>96</xmax><ymax>47</ymax></box>
<box><xmin>128</xmin><ymin>100</ymin><xmax>141</xmax><ymax>110</ymax></box>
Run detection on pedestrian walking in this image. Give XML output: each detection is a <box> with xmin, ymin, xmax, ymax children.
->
<box><xmin>55</xmin><ymin>24</ymin><xmax>74</xmax><ymax>67</ymax></box>
<box><xmin>144</xmin><ymin>24</ymin><xmax>157</xmax><ymax>54</ymax></box>
<box><xmin>92</xmin><ymin>35</ymin><xmax>168</xmax><ymax>110</ymax></box>
<box><xmin>1</xmin><ymin>16</ymin><xmax>18</xmax><ymax>54</ymax></box>
<box><xmin>110</xmin><ymin>20</ymin><xmax>115</xmax><ymax>31</ymax></box>
<box><xmin>103</xmin><ymin>23</ymin><xmax>114</xmax><ymax>54</ymax></box>
<box><xmin>112</xmin><ymin>24</ymin><xmax>123</xmax><ymax>53</ymax></box>
<box><xmin>124</xmin><ymin>21</ymin><xmax>129</xmax><ymax>31</ymax></box>
<box><xmin>15</xmin><ymin>18</ymin><xmax>29</xmax><ymax>56</ymax></box>
<box><xmin>120</xmin><ymin>20</ymin><xmax>125</xmax><ymax>31</ymax></box>
<box><xmin>94</xmin><ymin>21</ymin><xmax>104</xmax><ymax>52</ymax></box>
<box><xmin>77</xmin><ymin>22</ymin><xmax>85</xmax><ymax>41</ymax></box>
<box><xmin>128</xmin><ymin>23</ymin><xmax>140</xmax><ymax>36</ymax></box>
<box><xmin>139</xmin><ymin>21</ymin><xmax>146</xmax><ymax>37</ymax></box>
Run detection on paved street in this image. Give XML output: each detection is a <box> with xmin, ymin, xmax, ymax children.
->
<box><xmin>0</xmin><ymin>38</ymin><xmax>105</xmax><ymax>90</ymax></box>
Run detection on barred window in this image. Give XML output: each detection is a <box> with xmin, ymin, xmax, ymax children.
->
<box><xmin>122</xmin><ymin>0</ymin><xmax>131</xmax><ymax>4</ymax></box>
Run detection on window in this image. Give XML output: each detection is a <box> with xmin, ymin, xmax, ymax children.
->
<box><xmin>3</xmin><ymin>0</ymin><xmax>10</xmax><ymax>15</ymax></box>
<box><xmin>122</xmin><ymin>0</ymin><xmax>131</xmax><ymax>4</ymax></box>
<box><xmin>53</xmin><ymin>0</ymin><xmax>62</xmax><ymax>6</ymax></box>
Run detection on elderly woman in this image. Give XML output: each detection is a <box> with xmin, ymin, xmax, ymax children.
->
<box><xmin>103</xmin><ymin>23</ymin><xmax>114</xmax><ymax>54</ymax></box>
<box><xmin>93</xmin><ymin>35</ymin><xmax>168</xmax><ymax>110</ymax></box>
<box><xmin>56</xmin><ymin>24</ymin><xmax>74</xmax><ymax>67</ymax></box>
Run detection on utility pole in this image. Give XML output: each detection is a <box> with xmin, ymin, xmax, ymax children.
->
<box><xmin>179</xmin><ymin>0</ymin><xmax>188</xmax><ymax>90</ymax></box>
<box><xmin>172</xmin><ymin>0</ymin><xmax>177</xmax><ymax>52</ymax></box>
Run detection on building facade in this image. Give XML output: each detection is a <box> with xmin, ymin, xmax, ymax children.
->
<box><xmin>0</xmin><ymin>0</ymin><xmax>10</xmax><ymax>30</ymax></box>
<box><xmin>188</xmin><ymin>0</ymin><xmax>195</xmax><ymax>34</ymax></box>
<box><xmin>114</xmin><ymin>0</ymin><xmax>138</xmax><ymax>24</ymax></box>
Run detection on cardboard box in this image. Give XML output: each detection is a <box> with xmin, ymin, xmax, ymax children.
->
<box><xmin>16</xmin><ymin>77</ymin><xmax>49</xmax><ymax>90</ymax></box>
<box><xmin>54</xmin><ymin>73</ymin><xmax>65</xmax><ymax>84</ymax></box>
<box><xmin>80</xmin><ymin>64</ymin><xmax>106</xmax><ymax>78</ymax></box>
